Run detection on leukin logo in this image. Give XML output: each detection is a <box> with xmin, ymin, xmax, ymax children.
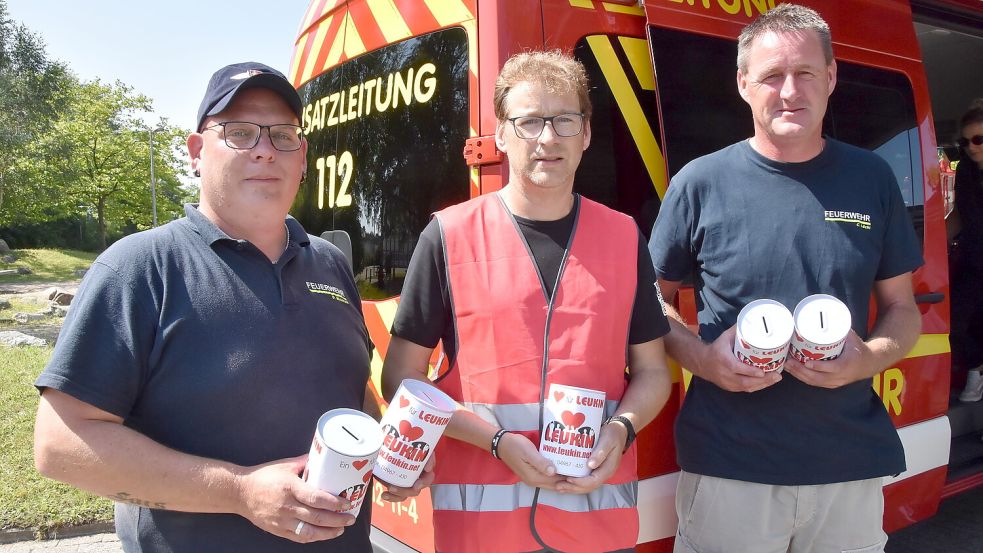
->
<box><xmin>736</xmin><ymin>350</ymin><xmax>784</xmax><ymax>371</ymax></box>
<box><xmin>302</xmin><ymin>437</ymin><xmax>323</xmax><ymax>482</ymax></box>
<box><xmin>381</xmin><ymin>422</ymin><xmax>431</xmax><ymax>462</ymax></box>
<box><xmin>791</xmin><ymin>345</ymin><xmax>836</xmax><ymax>362</ymax></box>
<box><xmin>338</xmin><ymin>483</ymin><xmax>367</xmax><ymax>503</ymax></box>
<box><xmin>543</xmin><ymin>419</ymin><xmax>596</xmax><ymax>449</ymax></box>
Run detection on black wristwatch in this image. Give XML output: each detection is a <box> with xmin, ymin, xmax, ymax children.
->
<box><xmin>604</xmin><ymin>415</ymin><xmax>636</xmax><ymax>452</ymax></box>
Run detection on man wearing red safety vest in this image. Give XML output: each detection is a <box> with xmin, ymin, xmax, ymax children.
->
<box><xmin>382</xmin><ymin>51</ymin><xmax>673</xmax><ymax>553</ymax></box>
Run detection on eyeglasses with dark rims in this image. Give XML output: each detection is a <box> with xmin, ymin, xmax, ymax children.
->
<box><xmin>958</xmin><ymin>135</ymin><xmax>983</xmax><ymax>148</ymax></box>
<box><xmin>506</xmin><ymin>113</ymin><xmax>585</xmax><ymax>139</ymax></box>
<box><xmin>204</xmin><ymin>121</ymin><xmax>304</xmax><ymax>151</ymax></box>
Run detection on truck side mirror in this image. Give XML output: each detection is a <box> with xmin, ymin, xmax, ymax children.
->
<box><xmin>320</xmin><ymin>230</ymin><xmax>354</xmax><ymax>274</ymax></box>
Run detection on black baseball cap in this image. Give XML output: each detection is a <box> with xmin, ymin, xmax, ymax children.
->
<box><xmin>196</xmin><ymin>62</ymin><xmax>303</xmax><ymax>131</ymax></box>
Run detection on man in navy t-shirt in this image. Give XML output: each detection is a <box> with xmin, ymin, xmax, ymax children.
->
<box><xmin>648</xmin><ymin>5</ymin><xmax>923</xmax><ymax>553</ymax></box>
<box><xmin>33</xmin><ymin>63</ymin><xmax>431</xmax><ymax>553</ymax></box>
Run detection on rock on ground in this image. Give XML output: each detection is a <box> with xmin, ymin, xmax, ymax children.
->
<box><xmin>45</xmin><ymin>288</ymin><xmax>74</xmax><ymax>306</ymax></box>
<box><xmin>0</xmin><ymin>331</ymin><xmax>48</xmax><ymax>347</ymax></box>
<box><xmin>13</xmin><ymin>312</ymin><xmax>48</xmax><ymax>324</ymax></box>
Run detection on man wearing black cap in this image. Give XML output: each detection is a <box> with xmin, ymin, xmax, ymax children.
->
<box><xmin>32</xmin><ymin>62</ymin><xmax>429</xmax><ymax>552</ymax></box>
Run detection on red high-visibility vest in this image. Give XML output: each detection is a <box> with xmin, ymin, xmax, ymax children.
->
<box><xmin>431</xmin><ymin>193</ymin><xmax>640</xmax><ymax>553</ymax></box>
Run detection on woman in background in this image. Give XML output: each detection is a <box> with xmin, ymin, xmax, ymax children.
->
<box><xmin>949</xmin><ymin>99</ymin><xmax>983</xmax><ymax>401</ymax></box>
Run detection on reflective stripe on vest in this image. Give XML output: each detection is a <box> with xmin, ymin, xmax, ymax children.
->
<box><xmin>432</xmin><ymin>481</ymin><xmax>638</xmax><ymax>512</ymax></box>
<box><xmin>432</xmin><ymin>193</ymin><xmax>640</xmax><ymax>553</ymax></box>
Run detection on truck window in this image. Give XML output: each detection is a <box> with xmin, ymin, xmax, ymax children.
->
<box><xmin>826</xmin><ymin>63</ymin><xmax>923</xmax><ymax>246</ymax></box>
<box><xmin>648</xmin><ymin>27</ymin><xmax>924</xmax><ymax>247</ymax></box>
<box><xmin>292</xmin><ymin>27</ymin><xmax>471</xmax><ymax>298</ymax></box>
<box><xmin>573</xmin><ymin>36</ymin><xmax>665</xmax><ymax>238</ymax></box>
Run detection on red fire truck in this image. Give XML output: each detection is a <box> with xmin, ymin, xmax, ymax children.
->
<box><xmin>286</xmin><ymin>1</ymin><xmax>983</xmax><ymax>551</ymax></box>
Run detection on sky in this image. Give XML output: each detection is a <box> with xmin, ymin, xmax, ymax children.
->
<box><xmin>6</xmin><ymin>0</ymin><xmax>310</xmax><ymax>132</ymax></box>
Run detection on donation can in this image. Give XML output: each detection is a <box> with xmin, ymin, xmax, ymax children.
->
<box><xmin>374</xmin><ymin>379</ymin><xmax>456</xmax><ymax>487</ymax></box>
<box><xmin>790</xmin><ymin>294</ymin><xmax>852</xmax><ymax>362</ymax></box>
<box><xmin>734</xmin><ymin>299</ymin><xmax>795</xmax><ymax>373</ymax></box>
<box><xmin>303</xmin><ymin>408</ymin><xmax>384</xmax><ymax>517</ymax></box>
<box><xmin>540</xmin><ymin>383</ymin><xmax>606</xmax><ymax>477</ymax></box>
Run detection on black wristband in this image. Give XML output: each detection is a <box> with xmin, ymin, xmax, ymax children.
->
<box><xmin>604</xmin><ymin>415</ymin><xmax>636</xmax><ymax>452</ymax></box>
<box><xmin>490</xmin><ymin>429</ymin><xmax>510</xmax><ymax>459</ymax></box>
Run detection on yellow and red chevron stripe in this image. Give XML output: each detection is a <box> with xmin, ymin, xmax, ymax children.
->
<box><xmin>291</xmin><ymin>0</ymin><xmax>480</xmax><ymax>195</ymax></box>
<box><xmin>586</xmin><ymin>34</ymin><xmax>668</xmax><ymax>199</ymax></box>
<box><xmin>362</xmin><ymin>297</ymin><xmax>399</xmax><ymax>410</ymax></box>
<box><xmin>290</xmin><ymin>0</ymin><xmax>477</xmax><ymax>89</ymax></box>
<box><xmin>362</xmin><ymin>298</ymin><xmax>451</xmax><ymax>413</ymax></box>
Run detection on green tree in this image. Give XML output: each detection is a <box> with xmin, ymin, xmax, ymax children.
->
<box><xmin>36</xmin><ymin>79</ymin><xmax>190</xmax><ymax>249</ymax></box>
<box><xmin>0</xmin><ymin>0</ymin><xmax>73</xmax><ymax>222</ymax></box>
<box><xmin>1</xmin><ymin>0</ymin><xmax>194</xmax><ymax>249</ymax></box>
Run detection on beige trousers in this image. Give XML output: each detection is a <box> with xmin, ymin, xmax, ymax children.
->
<box><xmin>673</xmin><ymin>471</ymin><xmax>888</xmax><ymax>553</ymax></box>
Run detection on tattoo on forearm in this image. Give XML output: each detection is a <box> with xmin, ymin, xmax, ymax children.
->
<box><xmin>110</xmin><ymin>491</ymin><xmax>167</xmax><ymax>510</ymax></box>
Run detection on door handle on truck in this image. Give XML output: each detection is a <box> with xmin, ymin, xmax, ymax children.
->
<box><xmin>915</xmin><ymin>293</ymin><xmax>944</xmax><ymax>304</ymax></box>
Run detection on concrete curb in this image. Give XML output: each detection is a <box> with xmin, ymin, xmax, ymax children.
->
<box><xmin>0</xmin><ymin>522</ymin><xmax>115</xmax><ymax>544</ymax></box>
<box><xmin>0</xmin><ymin>530</ymin><xmax>33</xmax><ymax>545</ymax></box>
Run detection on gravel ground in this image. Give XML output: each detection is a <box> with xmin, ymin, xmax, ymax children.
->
<box><xmin>0</xmin><ymin>280</ymin><xmax>79</xmax><ymax>345</ymax></box>
<box><xmin>0</xmin><ymin>281</ymin><xmax>80</xmax><ymax>296</ymax></box>
<box><xmin>0</xmin><ymin>534</ymin><xmax>120</xmax><ymax>553</ymax></box>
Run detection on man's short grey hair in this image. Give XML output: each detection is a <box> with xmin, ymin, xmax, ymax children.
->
<box><xmin>737</xmin><ymin>3</ymin><xmax>833</xmax><ymax>73</ymax></box>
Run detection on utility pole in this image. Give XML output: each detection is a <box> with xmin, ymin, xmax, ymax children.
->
<box><xmin>149</xmin><ymin>127</ymin><xmax>165</xmax><ymax>227</ymax></box>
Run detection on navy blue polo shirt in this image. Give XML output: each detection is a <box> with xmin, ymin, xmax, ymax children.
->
<box><xmin>649</xmin><ymin>139</ymin><xmax>923</xmax><ymax>485</ymax></box>
<box><xmin>37</xmin><ymin>204</ymin><xmax>372</xmax><ymax>552</ymax></box>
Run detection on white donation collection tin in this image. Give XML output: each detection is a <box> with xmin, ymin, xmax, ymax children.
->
<box><xmin>790</xmin><ymin>294</ymin><xmax>852</xmax><ymax>362</ymax></box>
<box><xmin>734</xmin><ymin>299</ymin><xmax>795</xmax><ymax>373</ymax></box>
<box><xmin>540</xmin><ymin>383</ymin><xmax>606</xmax><ymax>477</ymax></box>
<box><xmin>303</xmin><ymin>408</ymin><xmax>383</xmax><ymax>517</ymax></box>
<box><xmin>374</xmin><ymin>379</ymin><xmax>456</xmax><ymax>487</ymax></box>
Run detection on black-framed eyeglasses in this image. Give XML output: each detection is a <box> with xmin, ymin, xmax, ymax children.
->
<box><xmin>958</xmin><ymin>135</ymin><xmax>983</xmax><ymax>148</ymax></box>
<box><xmin>204</xmin><ymin>121</ymin><xmax>304</xmax><ymax>151</ymax></box>
<box><xmin>507</xmin><ymin>113</ymin><xmax>585</xmax><ymax>139</ymax></box>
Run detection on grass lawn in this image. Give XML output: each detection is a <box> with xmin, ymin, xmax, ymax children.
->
<box><xmin>0</xmin><ymin>345</ymin><xmax>113</xmax><ymax>534</ymax></box>
<box><xmin>0</xmin><ymin>249</ymin><xmax>97</xmax><ymax>283</ymax></box>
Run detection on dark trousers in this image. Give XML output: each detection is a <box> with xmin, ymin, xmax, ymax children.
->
<box><xmin>950</xmin><ymin>256</ymin><xmax>983</xmax><ymax>370</ymax></box>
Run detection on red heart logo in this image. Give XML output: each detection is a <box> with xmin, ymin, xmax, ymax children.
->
<box><xmin>749</xmin><ymin>355</ymin><xmax>772</xmax><ymax>365</ymax></box>
<box><xmin>362</xmin><ymin>469</ymin><xmax>374</xmax><ymax>483</ymax></box>
<box><xmin>801</xmin><ymin>349</ymin><xmax>826</xmax><ymax>360</ymax></box>
<box><xmin>399</xmin><ymin>420</ymin><xmax>425</xmax><ymax>441</ymax></box>
<box><xmin>560</xmin><ymin>410</ymin><xmax>586</xmax><ymax>429</ymax></box>
<box><xmin>399</xmin><ymin>396</ymin><xmax>410</xmax><ymax>408</ymax></box>
<box><xmin>353</xmin><ymin>459</ymin><xmax>368</xmax><ymax>471</ymax></box>
<box><xmin>553</xmin><ymin>390</ymin><xmax>565</xmax><ymax>402</ymax></box>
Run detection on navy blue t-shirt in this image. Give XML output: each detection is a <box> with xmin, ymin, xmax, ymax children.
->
<box><xmin>36</xmin><ymin>205</ymin><xmax>373</xmax><ymax>552</ymax></box>
<box><xmin>649</xmin><ymin>139</ymin><xmax>923</xmax><ymax>485</ymax></box>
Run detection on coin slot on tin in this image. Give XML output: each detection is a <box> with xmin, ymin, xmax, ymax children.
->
<box><xmin>342</xmin><ymin>426</ymin><xmax>362</xmax><ymax>443</ymax></box>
